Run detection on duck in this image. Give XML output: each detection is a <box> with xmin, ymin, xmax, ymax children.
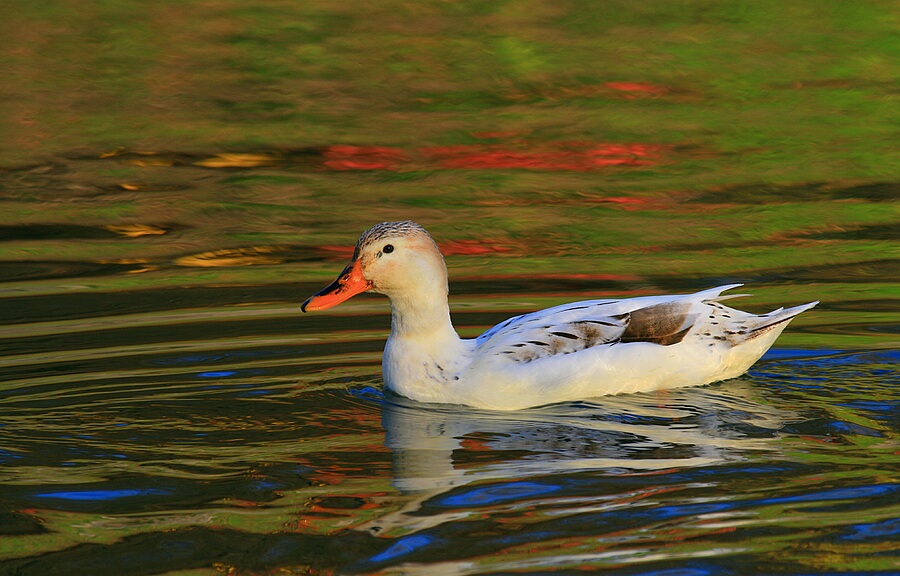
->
<box><xmin>302</xmin><ymin>221</ymin><xmax>818</xmax><ymax>410</ymax></box>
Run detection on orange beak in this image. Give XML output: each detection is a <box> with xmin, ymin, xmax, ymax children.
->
<box><xmin>301</xmin><ymin>259</ymin><xmax>372</xmax><ymax>312</ymax></box>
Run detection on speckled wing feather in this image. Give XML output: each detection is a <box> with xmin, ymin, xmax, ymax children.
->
<box><xmin>473</xmin><ymin>285</ymin><xmax>762</xmax><ymax>364</ymax></box>
<box><xmin>473</xmin><ymin>297</ymin><xmax>674</xmax><ymax>364</ymax></box>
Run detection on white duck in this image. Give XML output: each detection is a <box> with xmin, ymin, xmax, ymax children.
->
<box><xmin>302</xmin><ymin>221</ymin><xmax>817</xmax><ymax>410</ymax></box>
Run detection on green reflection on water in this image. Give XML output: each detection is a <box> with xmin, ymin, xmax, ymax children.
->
<box><xmin>0</xmin><ymin>2</ymin><xmax>897</xmax><ymax>573</ymax></box>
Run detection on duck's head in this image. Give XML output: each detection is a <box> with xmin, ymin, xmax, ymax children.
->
<box><xmin>301</xmin><ymin>221</ymin><xmax>448</xmax><ymax>312</ymax></box>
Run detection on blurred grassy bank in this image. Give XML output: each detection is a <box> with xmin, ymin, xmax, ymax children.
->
<box><xmin>0</xmin><ymin>1</ymin><xmax>896</xmax><ymax>349</ymax></box>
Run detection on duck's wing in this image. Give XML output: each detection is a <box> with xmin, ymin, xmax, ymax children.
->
<box><xmin>473</xmin><ymin>284</ymin><xmax>795</xmax><ymax>364</ymax></box>
<box><xmin>473</xmin><ymin>300</ymin><xmax>622</xmax><ymax>362</ymax></box>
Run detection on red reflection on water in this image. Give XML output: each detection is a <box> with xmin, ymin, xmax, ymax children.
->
<box><xmin>439</xmin><ymin>240</ymin><xmax>513</xmax><ymax>256</ymax></box>
<box><xmin>322</xmin><ymin>145</ymin><xmax>408</xmax><ymax>171</ymax></box>
<box><xmin>604</xmin><ymin>81</ymin><xmax>669</xmax><ymax>97</ymax></box>
<box><xmin>319</xmin><ymin>141</ymin><xmax>667</xmax><ymax>172</ymax></box>
<box><xmin>582</xmin><ymin>195</ymin><xmax>666</xmax><ymax>211</ymax></box>
<box><xmin>460</xmin><ymin>437</ymin><xmax>492</xmax><ymax>451</ymax></box>
<box><xmin>317</xmin><ymin>245</ymin><xmax>356</xmax><ymax>259</ymax></box>
<box><xmin>422</xmin><ymin>142</ymin><xmax>664</xmax><ymax>171</ymax></box>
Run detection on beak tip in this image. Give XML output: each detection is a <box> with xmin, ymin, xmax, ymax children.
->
<box><xmin>302</xmin><ymin>259</ymin><xmax>368</xmax><ymax>314</ymax></box>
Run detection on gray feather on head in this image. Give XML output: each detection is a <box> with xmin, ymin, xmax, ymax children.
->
<box><xmin>354</xmin><ymin>221</ymin><xmax>430</xmax><ymax>257</ymax></box>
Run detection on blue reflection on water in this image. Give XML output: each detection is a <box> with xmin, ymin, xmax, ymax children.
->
<box><xmin>653</xmin><ymin>484</ymin><xmax>897</xmax><ymax>521</ymax></box>
<box><xmin>654</xmin><ymin>464</ymin><xmax>799</xmax><ymax>484</ymax></box>
<box><xmin>248</xmin><ymin>480</ymin><xmax>283</xmax><ymax>492</ymax></box>
<box><xmin>435</xmin><ymin>481</ymin><xmax>562</xmax><ymax>508</ymax></box>
<box><xmin>840</xmin><ymin>517</ymin><xmax>900</xmax><ymax>541</ymax></box>
<box><xmin>760</xmin><ymin>349</ymin><xmax>846</xmax><ymax>361</ymax></box>
<box><xmin>237</xmin><ymin>389</ymin><xmax>273</xmax><ymax>397</ymax></box>
<box><xmin>369</xmin><ymin>534</ymin><xmax>438</xmax><ymax>563</ymax></box>
<box><xmin>838</xmin><ymin>400</ymin><xmax>898</xmax><ymax>413</ymax></box>
<box><xmin>0</xmin><ymin>449</ymin><xmax>25</xmax><ymax>463</ymax></box>
<box><xmin>35</xmin><ymin>488</ymin><xmax>172</xmax><ymax>501</ymax></box>
<box><xmin>655</xmin><ymin>502</ymin><xmax>736</xmax><ymax>519</ymax></box>
<box><xmin>196</xmin><ymin>369</ymin><xmax>266</xmax><ymax>378</ymax></box>
<box><xmin>761</xmin><ymin>349</ymin><xmax>899</xmax><ymax>367</ymax></box>
<box><xmin>350</xmin><ymin>386</ymin><xmax>385</xmax><ymax>401</ymax></box>
<box><xmin>759</xmin><ymin>483</ymin><xmax>897</xmax><ymax>505</ymax></box>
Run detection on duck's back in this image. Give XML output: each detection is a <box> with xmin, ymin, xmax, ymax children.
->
<box><xmin>458</xmin><ymin>285</ymin><xmax>817</xmax><ymax>409</ymax></box>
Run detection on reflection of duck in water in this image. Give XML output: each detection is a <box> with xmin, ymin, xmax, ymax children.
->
<box><xmin>303</xmin><ymin>221</ymin><xmax>817</xmax><ymax>410</ymax></box>
<box><xmin>365</xmin><ymin>385</ymin><xmax>794</xmax><ymax>543</ymax></box>
<box><xmin>380</xmin><ymin>383</ymin><xmax>790</xmax><ymax>493</ymax></box>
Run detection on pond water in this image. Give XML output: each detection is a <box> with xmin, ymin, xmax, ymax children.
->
<box><xmin>1</xmin><ymin>2</ymin><xmax>898</xmax><ymax>575</ymax></box>
<box><xmin>0</xmin><ymin>279</ymin><xmax>897</xmax><ymax>575</ymax></box>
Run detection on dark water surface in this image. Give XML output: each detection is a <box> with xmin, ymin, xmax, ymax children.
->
<box><xmin>1</xmin><ymin>1</ymin><xmax>899</xmax><ymax>574</ymax></box>
<box><xmin>0</xmin><ymin>281</ymin><xmax>897</xmax><ymax>575</ymax></box>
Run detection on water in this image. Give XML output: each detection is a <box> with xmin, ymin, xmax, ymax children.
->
<box><xmin>1</xmin><ymin>281</ymin><xmax>897</xmax><ymax>574</ymax></box>
<box><xmin>1</xmin><ymin>1</ymin><xmax>898</xmax><ymax>574</ymax></box>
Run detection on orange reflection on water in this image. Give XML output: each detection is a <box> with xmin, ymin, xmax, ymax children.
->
<box><xmin>422</xmin><ymin>142</ymin><xmax>666</xmax><ymax>171</ymax></box>
<box><xmin>175</xmin><ymin>246</ymin><xmax>286</xmax><ymax>267</ymax></box>
<box><xmin>323</xmin><ymin>145</ymin><xmax>409</xmax><ymax>171</ymax></box>
<box><xmin>318</xmin><ymin>141</ymin><xmax>667</xmax><ymax>172</ymax></box>
<box><xmin>604</xmin><ymin>81</ymin><xmax>670</xmax><ymax>98</ymax></box>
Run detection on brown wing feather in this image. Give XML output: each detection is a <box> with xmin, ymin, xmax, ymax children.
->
<box><xmin>619</xmin><ymin>301</ymin><xmax>697</xmax><ymax>346</ymax></box>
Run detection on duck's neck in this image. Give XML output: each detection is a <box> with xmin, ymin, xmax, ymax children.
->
<box><xmin>382</xmin><ymin>284</ymin><xmax>467</xmax><ymax>404</ymax></box>
<box><xmin>388</xmin><ymin>289</ymin><xmax>460</xmax><ymax>344</ymax></box>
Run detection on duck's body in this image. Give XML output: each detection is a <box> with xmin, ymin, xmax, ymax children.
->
<box><xmin>302</xmin><ymin>221</ymin><xmax>817</xmax><ymax>410</ymax></box>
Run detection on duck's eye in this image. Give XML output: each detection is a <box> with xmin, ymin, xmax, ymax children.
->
<box><xmin>382</xmin><ymin>244</ymin><xmax>394</xmax><ymax>254</ymax></box>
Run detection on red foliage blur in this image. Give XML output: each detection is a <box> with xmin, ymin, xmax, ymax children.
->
<box><xmin>421</xmin><ymin>142</ymin><xmax>665</xmax><ymax>171</ymax></box>
<box><xmin>322</xmin><ymin>145</ymin><xmax>408</xmax><ymax>171</ymax></box>
<box><xmin>319</xmin><ymin>141</ymin><xmax>668</xmax><ymax>172</ymax></box>
<box><xmin>604</xmin><ymin>82</ymin><xmax>669</xmax><ymax>97</ymax></box>
<box><xmin>438</xmin><ymin>240</ymin><xmax>513</xmax><ymax>255</ymax></box>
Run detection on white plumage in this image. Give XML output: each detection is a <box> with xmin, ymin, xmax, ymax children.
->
<box><xmin>303</xmin><ymin>221</ymin><xmax>817</xmax><ymax>410</ymax></box>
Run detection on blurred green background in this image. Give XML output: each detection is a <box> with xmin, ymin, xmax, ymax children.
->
<box><xmin>0</xmin><ymin>0</ymin><xmax>897</xmax><ymax>348</ymax></box>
